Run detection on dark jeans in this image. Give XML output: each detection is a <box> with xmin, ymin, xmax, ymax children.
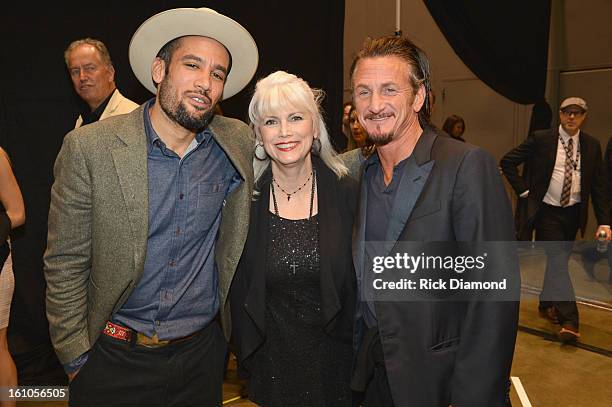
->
<box><xmin>69</xmin><ymin>321</ymin><xmax>227</xmax><ymax>407</ymax></box>
<box><xmin>535</xmin><ymin>203</ymin><xmax>580</xmax><ymax>329</ymax></box>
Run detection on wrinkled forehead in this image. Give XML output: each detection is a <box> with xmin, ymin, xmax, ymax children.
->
<box><xmin>352</xmin><ymin>56</ymin><xmax>413</xmax><ymax>87</ymax></box>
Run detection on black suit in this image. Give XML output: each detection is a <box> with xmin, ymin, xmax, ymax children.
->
<box><xmin>230</xmin><ymin>157</ymin><xmax>358</xmax><ymax>393</ymax></box>
<box><xmin>500</xmin><ymin>129</ymin><xmax>609</xmax><ymax>237</ymax></box>
<box><xmin>352</xmin><ymin>128</ymin><xmax>519</xmax><ymax>407</ymax></box>
<box><xmin>500</xmin><ymin>128</ymin><xmax>609</xmax><ymax>328</ymax></box>
<box><xmin>606</xmin><ymin>137</ymin><xmax>612</xmax><ymax>208</ymax></box>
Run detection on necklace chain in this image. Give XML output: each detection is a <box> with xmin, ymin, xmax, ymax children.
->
<box><xmin>272</xmin><ymin>171</ymin><xmax>313</xmax><ymax>201</ymax></box>
<box><xmin>271</xmin><ymin>170</ymin><xmax>316</xmax><ymax>220</ymax></box>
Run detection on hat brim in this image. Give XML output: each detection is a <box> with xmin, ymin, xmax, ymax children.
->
<box><xmin>129</xmin><ymin>8</ymin><xmax>258</xmax><ymax>100</ymax></box>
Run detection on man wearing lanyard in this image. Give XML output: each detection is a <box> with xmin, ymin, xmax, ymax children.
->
<box><xmin>501</xmin><ymin>96</ymin><xmax>610</xmax><ymax>342</ymax></box>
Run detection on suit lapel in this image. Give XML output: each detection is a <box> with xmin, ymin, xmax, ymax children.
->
<box><xmin>578</xmin><ymin>132</ymin><xmax>592</xmax><ymax>200</ymax></box>
<box><xmin>385</xmin><ymin>128</ymin><xmax>437</xmax><ymax>245</ymax></box>
<box><xmin>111</xmin><ymin>107</ymin><xmax>149</xmax><ymax>277</ymax></box>
<box><xmin>316</xmin><ymin>160</ymin><xmax>342</xmax><ymax>324</ymax></box>
<box><xmin>352</xmin><ymin>164</ymin><xmax>368</xmax><ymax>294</ymax></box>
<box><xmin>384</xmin><ymin>158</ymin><xmax>434</xmax><ymax>244</ymax></box>
<box><xmin>208</xmin><ymin>117</ymin><xmax>252</xmax><ymax>185</ymax></box>
<box><xmin>544</xmin><ymin>131</ymin><xmax>559</xmax><ymax>182</ymax></box>
<box><xmin>243</xmin><ymin>175</ymin><xmax>271</xmax><ymax>337</ymax></box>
<box><xmin>100</xmin><ymin>89</ymin><xmax>121</xmax><ymax>121</ymax></box>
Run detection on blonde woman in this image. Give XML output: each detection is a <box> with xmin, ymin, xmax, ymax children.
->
<box><xmin>0</xmin><ymin>147</ymin><xmax>25</xmax><ymax>407</ymax></box>
<box><xmin>231</xmin><ymin>71</ymin><xmax>357</xmax><ymax>406</ymax></box>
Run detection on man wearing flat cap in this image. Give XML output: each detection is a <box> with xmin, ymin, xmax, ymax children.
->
<box><xmin>44</xmin><ymin>8</ymin><xmax>258</xmax><ymax>405</ymax></box>
<box><xmin>501</xmin><ymin>96</ymin><xmax>610</xmax><ymax>342</ymax></box>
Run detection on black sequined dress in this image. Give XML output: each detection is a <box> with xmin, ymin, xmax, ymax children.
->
<box><xmin>248</xmin><ymin>212</ymin><xmax>352</xmax><ymax>407</ymax></box>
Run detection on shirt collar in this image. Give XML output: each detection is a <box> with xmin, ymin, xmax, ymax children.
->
<box><xmin>363</xmin><ymin>149</ymin><xmax>411</xmax><ymax>177</ymax></box>
<box><xmin>558</xmin><ymin>124</ymin><xmax>580</xmax><ymax>142</ymax></box>
<box><xmin>80</xmin><ymin>89</ymin><xmax>115</xmax><ymax>125</ymax></box>
<box><xmin>143</xmin><ymin>98</ymin><xmax>212</xmax><ymax>153</ymax></box>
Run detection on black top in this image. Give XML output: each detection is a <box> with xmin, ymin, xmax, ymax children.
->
<box><xmin>230</xmin><ymin>156</ymin><xmax>358</xmax><ymax>406</ymax></box>
<box><xmin>248</xmin><ymin>213</ymin><xmax>352</xmax><ymax>406</ymax></box>
<box><xmin>79</xmin><ymin>90</ymin><xmax>114</xmax><ymax>126</ymax></box>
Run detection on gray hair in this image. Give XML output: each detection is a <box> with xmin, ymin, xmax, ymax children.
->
<box><xmin>64</xmin><ymin>38</ymin><xmax>114</xmax><ymax>68</ymax></box>
<box><xmin>248</xmin><ymin>70</ymin><xmax>347</xmax><ymax>183</ymax></box>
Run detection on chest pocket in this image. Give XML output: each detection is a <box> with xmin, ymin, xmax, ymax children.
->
<box><xmin>189</xmin><ymin>180</ymin><xmax>230</xmax><ymax>235</ymax></box>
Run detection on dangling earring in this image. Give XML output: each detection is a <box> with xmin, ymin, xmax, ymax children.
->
<box><xmin>311</xmin><ymin>138</ymin><xmax>322</xmax><ymax>155</ymax></box>
<box><xmin>255</xmin><ymin>143</ymin><xmax>268</xmax><ymax>160</ymax></box>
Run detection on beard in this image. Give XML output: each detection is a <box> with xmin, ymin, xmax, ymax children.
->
<box><xmin>158</xmin><ymin>76</ymin><xmax>215</xmax><ymax>132</ymax></box>
<box><xmin>363</xmin><ymin>108</ymin><xmax>418</xmax><ymax>147</ymax></box>
<box><xmin>366</xmin><ymin>131</ymin><xmax>393</xmax><ymax>146</ymax></box>
<box><xmin>364</xmin><ymin>119</ymin><xmax>395</xmax><ymax>147</ymax></box>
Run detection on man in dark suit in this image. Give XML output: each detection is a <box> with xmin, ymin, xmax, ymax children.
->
<box><xmin>345</xmin><ymin>35</ymin><xmax>519</xmax><ymax>407</ymax></box>
<box><xmin>500</xmin><ymin>97</ymin><xmax>610</xmax><ymax>342</ymax></box>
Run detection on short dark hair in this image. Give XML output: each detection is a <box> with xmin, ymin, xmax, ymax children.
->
<box><xmin>350</xmin><ymin>35</ymin><xmax>432</xmax><ymax>127</ymax></box>
<box><xmin>155</xmin><ymin>36</ymin><xmax>233</xmax><ymax>86</ymax></box>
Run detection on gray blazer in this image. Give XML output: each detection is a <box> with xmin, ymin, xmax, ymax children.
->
<box><xmin>44</xmin><ymin>105</ymin><xmax>253</xmax><ymax>364</ymax></box>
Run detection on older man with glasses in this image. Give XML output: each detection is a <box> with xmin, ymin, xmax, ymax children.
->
<box><xmin>501</xmin><ymin>96</ymin><xmax>610</xmax><ymax>342</ymax></box>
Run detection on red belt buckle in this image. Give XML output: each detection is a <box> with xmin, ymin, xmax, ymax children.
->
<box><xmin>103</xmin><ymin>321</ymin><xmax>132</xmax><ymax>342</ymax></box>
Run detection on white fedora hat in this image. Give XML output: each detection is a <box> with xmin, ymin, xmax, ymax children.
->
<box><xmin>129</xmin><ymin>7</ymin><xmax>258</xmax><ymax>100</ymax></box>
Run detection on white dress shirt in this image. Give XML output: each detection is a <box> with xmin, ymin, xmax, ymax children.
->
<box><xmin>542</xmin><ymin>125</ymin><xmax>581</xmax><ymax>206</ymax></box>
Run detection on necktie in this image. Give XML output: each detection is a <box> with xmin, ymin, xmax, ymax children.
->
<box><xmin>560</xmin><ymin>137</ymin><xmax>574</xmax><ymax>207</ymax></box>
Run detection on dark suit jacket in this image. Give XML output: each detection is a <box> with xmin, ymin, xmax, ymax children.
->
<box><xmin>500</xmin><ymin>128</ymin><xmax>610</xmax><ymax>237</ymax></box>
<box><xmin>606</xmin><ymin>137</ymin><xmax>612</xmax><ymax>218</ymax></box>
<box><xmin>230</xmin><ymin>157</ymin><xmax>358</xmax><ymax>373</ymax></box>
<box><xmin>351</xmin><ymin>128</ymin><xmax>519</xmax><ymax>407</ymax></box>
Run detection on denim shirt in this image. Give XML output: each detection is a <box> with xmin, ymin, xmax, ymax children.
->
<box><xmin>64</xmin><ymin>100</ymin><xmax>240</xmax><ymax>373</ymax></box>
<box><xmin>114</xmin><ymin>99</ymin><xmax>240</xmax><ymax>338</ymax></box>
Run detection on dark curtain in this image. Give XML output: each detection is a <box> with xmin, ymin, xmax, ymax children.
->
<box><xmin>0</xmin><ymin>0</ymin><xmax>344</xmax><ymax>384</ymax></box>
<box><xmin>424</xmin><ymin>0</ymin><xmax>551</xmax><ymax>105</ymax></box>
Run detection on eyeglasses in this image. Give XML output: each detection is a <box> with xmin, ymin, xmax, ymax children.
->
<box><xmin>560</xmin><ymin>109</ymin><xmax>585</xmax><ymax>117</ymax></box>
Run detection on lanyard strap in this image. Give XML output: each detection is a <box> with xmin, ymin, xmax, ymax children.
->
<box><xmin>559</xmin><ymin>135</ymin><xmax>580</xmax><ymax>170</ymax></box>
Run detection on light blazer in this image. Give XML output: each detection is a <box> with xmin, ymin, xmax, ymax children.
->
<box><xmin>344</xmin><ymin>127</ymin><xmax>520</xmax><ymax>407</ymax></box>
<box><xmin>45</xmin><ymin>105</ymin><xmax>254</xmax><ymax>364</ymax></box>
<box><xmin>500</xmin><ymin>128</ymin><xmax>610</xmax><ymax>237</ymax></box>
<box><xmin>74</xmin><ymin>89</ymin><xmax>139</xmax><ymax>128</ymax></box>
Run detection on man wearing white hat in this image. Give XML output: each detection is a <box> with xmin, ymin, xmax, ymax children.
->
<box><xmin>501</xmin><ymin>96</ymin><xmax>610</xmax><ymax>342</ymax></box>
<box><xmin>44</xmin><ymin>8</ymin><xmax>258</xmax><ymax>405</ymax></box>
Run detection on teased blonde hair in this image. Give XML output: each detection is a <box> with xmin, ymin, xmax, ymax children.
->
<box><xmin>248</xmin><ymin>70</ymin><xmax>347</xmax><ymax>182</ymax></box>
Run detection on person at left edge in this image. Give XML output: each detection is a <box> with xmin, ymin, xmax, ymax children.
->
<box><xmin>44</xmin><ymin>8</ymin><xmax>258</xmax><ymax>406</ymax></box>
<box><xmin>64</xmin><ymin>38</ymin><xmax>138</xmax><ymax>128</ymax></box>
